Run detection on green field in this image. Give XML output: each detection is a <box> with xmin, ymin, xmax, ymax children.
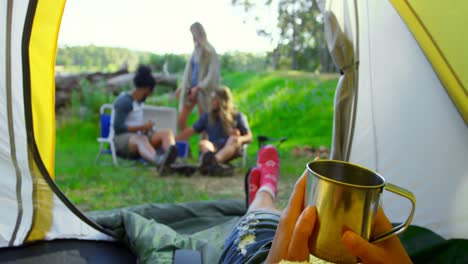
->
<box><xmin>55</xmin><ymin>71</ymin><xmax>338</xmax><ymax>211</ymax></box>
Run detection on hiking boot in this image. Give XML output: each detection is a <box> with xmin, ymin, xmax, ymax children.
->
<box><xmin>199</xmin><ymin>151</ymin><xmax>217</xmax><ymax>175</ymax></box>
<box><xmin>170</xmin><ymin>163</ymin><xmax>197</xmax><ymax>177</ymax></box>
<box><xmin>156</xmin><ymin>145</ymin><xmax>178</xmax><ymax>176</ymax></box>
<box><xmin>209</xmin><ymin>162</ymin><xmax>235</xmax><ymax>177</ymax></box>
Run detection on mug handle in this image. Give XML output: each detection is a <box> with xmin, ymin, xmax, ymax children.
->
<box><xmin>370</xmin><ymin>182</ymin><xmax>416</xmax><ymax>243</ymax></box>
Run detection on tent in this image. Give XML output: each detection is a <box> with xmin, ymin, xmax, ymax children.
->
<box><xmin>0</xmin><ymin>1</ymin><xmax>246</xmax><ymax>263</ymax></box>
<box><xmin>0</xmin><ymin>0</ymin><xmax>113</xmax><ymax>247</ymax></box>
<box><xmin>0</xmin><ymin>0</ymin><xmax>467</xmax><ymax>263</ymax></box>
<box><xmin>319</xmin><ymin>0</ymin><xmax>467</xmax><ymax>240</ymax></box>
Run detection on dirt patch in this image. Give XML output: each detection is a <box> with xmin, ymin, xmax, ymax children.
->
<box><xmin>183</xmin><ymin>169</ymin><xmax>295</xmax><ymax>210</ymax></box>
<box><xmin>190</xmin><ymin>174</ymin><xmax>245</xmax><ymax>198</ymax></box>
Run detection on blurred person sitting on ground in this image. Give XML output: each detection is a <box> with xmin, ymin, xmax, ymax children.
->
<box><xmin>176</xmin><ymin>86</ymin><xmax>252</xmax><ymax>175</ymax></box>
<box><xmin>217</xmin><ymin>148</ymin><xmax>413</xmax><ymax>263</ymax></box>
<box><xmin>113</xmin><ymin>65</ymin><xmax>178</xmax><ymax>174</ymax></box>
<box><xmin>175</xmin><ymin>21</ymin><xmax>220</xmax><ymax>131</ymax></box>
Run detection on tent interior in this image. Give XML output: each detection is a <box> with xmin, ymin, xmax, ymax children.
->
<box><xmin>0</xmin><ymin>0</ymin><xmax>467</xmax><ymax>263</ymax></box>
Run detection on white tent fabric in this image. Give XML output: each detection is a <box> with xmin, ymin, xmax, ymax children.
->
<box><xmin>350</xmin><ymin>0</ymin><xmax>468</xmax><ymax>239</ymax></box>
<box><xmin>320</xmin><ymin>0</ymin><xmax>359</xmax><ymax>161</ymax></box>
<box><xmin>0</xmin><ymin>0</ymin><xmax>112</xmax><ymax>247</ymax></box>
<box><xmin>0</xmin><ymin>0</ymin><xmax>32</xmax><ymax>247</ymax></box>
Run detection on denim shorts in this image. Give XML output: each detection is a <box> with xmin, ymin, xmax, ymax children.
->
<box><xmin>218</xmin><ymin>210</ymin><xmax>280</xmax><ymax>264</ymax></box>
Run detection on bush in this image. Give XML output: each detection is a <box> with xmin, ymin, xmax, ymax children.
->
<box><xmin>70</xmin><ymin>79</ymin><xmax>113</xmax><ymax>121</ymax></box>
<box><xmin>220</xmin><ymin>52</ymin><xmax>269</xmax><ymax>73</ymax></box>
<box><xmin>146</xmin><ymin>53</ymin><xmax>188</xmax><ymax>74</ymax></box>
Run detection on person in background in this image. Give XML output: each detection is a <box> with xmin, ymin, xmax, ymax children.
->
<box><xmin>113</xmin><ymin>65</ymin><xmax>178</xmax><ymax>175</ymax></box>
<box><xmin>176</xmin><ymin>86</ymin><xmax>252</xmax><ymax>175</ymax></box>
<box><xmin>175</xmin><ymin>22</ymin><xmax>220</xmax><ymax>132</ymax></box>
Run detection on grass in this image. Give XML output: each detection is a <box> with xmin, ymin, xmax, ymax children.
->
<box><xmin>55</xmin><ymin>71</ymin><xmax>338</xmax><ymax>211</ymax></box>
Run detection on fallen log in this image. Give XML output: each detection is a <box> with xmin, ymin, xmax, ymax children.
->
<box><xmin>54</xmin><ymin>68</ymin><xmax>177</xmax><ymax>110</ymax></box>
<box><xmin>106</xmin><ymin>73</ymin><xmax>178</xmax><ymax>90</ymax></box>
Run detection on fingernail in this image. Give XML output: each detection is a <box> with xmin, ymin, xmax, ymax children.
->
<box><xmin>342</xmin><ymin>231</ymin><xmax>351</xmax><ymax>240</ymax></box>
<box><xmin>342</xmin><ymin>231</ymin><xmax>356</xmax><ymax>246</ymax></box>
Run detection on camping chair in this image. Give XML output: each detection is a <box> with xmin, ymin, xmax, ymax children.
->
<box><xmin>241</xmin><ymin>144</ymin><xmax>248</xmax><ymax>167</ymax></box>
<box><xmin>96</xmin><ymin>104</ymin><xmax>118</xmax><ymax>166</ymax></box>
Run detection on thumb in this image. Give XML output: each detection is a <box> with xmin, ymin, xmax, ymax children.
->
<box><xmin>342</xmin><ymin>231</ymin><xmax>385</xmax><ymax>264</ymax></box>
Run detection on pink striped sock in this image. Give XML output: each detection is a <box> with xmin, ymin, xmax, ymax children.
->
<box><xmin>247</xmin><ymin>166</ymin><xmax>261</xmax><ymax>206</ymax></box>
<box><xmin>257</xmin><ymin>145</ymin><xmax>279</xmax><ymax>199</ymax></box>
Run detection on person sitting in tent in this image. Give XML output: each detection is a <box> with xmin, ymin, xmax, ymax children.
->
<box><xmin>176</xmin><ymin>86</ymin><xmax>252</xmax><ymax>175</ymax></box>
<box><xmin>113</xmin><ymin>65</ymin><xmax>178</xmax><ymax>174</ymax></box>
<box><xmin>218</xmin><ymin>147</ymin><xmax>412</xmax><ymax>263</ymax></box>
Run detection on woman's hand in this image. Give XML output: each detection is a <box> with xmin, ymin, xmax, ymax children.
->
<box><xmin>175</xmin><ymin>88</ymin><xmax>181</xmax><ymax>100</ymax></box>
<box><xmin>342</xmin><ymin>208</ymin><xmax>413</xmax><ymax>264</ymax></box>
<box><xmin>265</xmin><ymin>171</ymin><xmax>317</xmax><ymax>263</ymax></box>
<box><xmin>142</xmin><ymin>121</ymin><xmax>154</xmax><ymax>132</ymax></box>
<box><xmin>188</xmin><ymin>86</ymin><xmax>200</xmax><ymax>102</ymax></box>
<box><xmin>264</xmin><ymin>167</ymin><xmax>412</xmax><ymax>264</ymax></box>
<box><xmin>230</xmin><ymin>128</ymin><xmax>240</xmax><ymax>136</ymax></box>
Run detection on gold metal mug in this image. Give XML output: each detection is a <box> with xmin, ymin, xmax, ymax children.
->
<box><xmin>305</xmin><ymin>160</ymin><xmax>416</xmax><ymax>264</ymax></box>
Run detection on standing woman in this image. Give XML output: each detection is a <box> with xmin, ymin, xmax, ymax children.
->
<box><xmin>175</xmin><ymin>22</ymin><xmax>220</xmax><ymax>131</ymax></box>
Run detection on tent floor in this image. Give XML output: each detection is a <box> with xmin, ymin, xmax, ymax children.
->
<box><xmin>0</xmin><ymin>239</ymin><xmax>135</xmax><ymax>264</ymax></box>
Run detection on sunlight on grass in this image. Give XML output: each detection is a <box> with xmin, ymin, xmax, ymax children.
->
<box><xmin>224</xmin><ymin>71</ymin><xmax>336</xmax><ymax>151</ymax></box>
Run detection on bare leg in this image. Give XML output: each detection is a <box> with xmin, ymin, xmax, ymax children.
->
<box><xmin>174</xmin><ymin>88</ymin><xmax>181</xmax><ymax>99</ymax></box>
<box><xmin>150</xmin><ymin>129</ymin><xmax>175</xmax><ymax>151</ymax></box>
<box><xmin>128</xmin><ymin>135</ymin><xmax>157</xmax><ymax>164</ymax></box>
<box><xmin>248</xmin><ymin>190</ymin><xmax>280</xmax><ymax>213</ymax></box>
<box><xmin>197</xmin><ymin>100</ymin><xmax>208</xmax><ymax>140</ymax></box>
<box><xmin>199</xmin><ymin>139</ymin><xmax>216</xmax><ymax>154</ymax></box>
<box><xmin>178</xmin><ymin>103</ymin><xmax>195</xmax><ymax>131</ymax></box>
<box><xmin>215</xmin><ymin>136</ymin><xmax>241</xmax><ymax>163</ymax></box>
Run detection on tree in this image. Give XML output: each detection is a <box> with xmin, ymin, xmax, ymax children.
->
<box><xmin>56</xmin><ymin>46</ymin><xmax>151</xmax><ymax>72</ymax></box>
<box><xmin>232</xmin><ymin>0</ymin><xmax>335</xmax><ymax>72</ymax></box>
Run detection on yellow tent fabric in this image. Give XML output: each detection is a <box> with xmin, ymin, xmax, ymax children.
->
<box><xmin>0</xmin><ymin>0</ymin><xmax>111</xmax><ymax>247</ymax></box>
<box><xmin>390</xmin><ymin>0</ymin><xmax>468</xmax><ymax>124</ymax></box>
<box><xmin>29</xmin><ymin>0</ymin><xmax>65</xmax><ymax>178</ymax></box>
<box><xmin>24</xmin><ymin>0</ymin><xmax>65</xmax><ymax>242</ymax></box>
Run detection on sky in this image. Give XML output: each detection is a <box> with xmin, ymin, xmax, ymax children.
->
<box><xmin>58</xmin><ymin>0</ymin><xmax>278</xmax><ymax>54</ymax></box>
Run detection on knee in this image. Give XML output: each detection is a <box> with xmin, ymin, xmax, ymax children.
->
<box><xmin>131</xmin><ymin>134</ymin><xmax>149</xmax><ymax>145</ymax></box>
<box><xmin>227</xmin><ymin>136</ymin><xmax>241</xmax><ymax>147</ymax></box>
<box><xmin>152</xmin><ymin>130</ymin><xmax>172</xmax><ymax>143</ymax></box>
<box><xmin>199</xmin><ymin>139</ymin><xmax>210</xmax><ymax>148</ymax></box>
<box><xmin>164</xmin><ymin>129</ymin><xmax>174</xmax><ymax>137</ymax></box>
